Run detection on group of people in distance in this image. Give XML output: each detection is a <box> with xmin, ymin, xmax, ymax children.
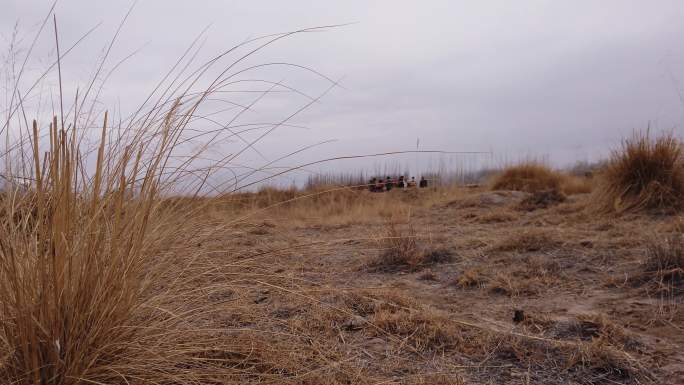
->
<box><xmin>368</xmin><ymin>175</ymin><xmax>428</xmax><ymax>192</ymax></box>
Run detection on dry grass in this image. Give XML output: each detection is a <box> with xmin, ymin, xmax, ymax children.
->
<box><xmin>476</xmin><ymin>209</ymin><xmax>519</xmax><ymax>223</ymax></box>
<box><xmin>453</xmin><ymin>268</ymin><xmax>486</xmax><ymax>288</ymax></box>
<box><xmin>370</xmin><ymin>307</ymin><xmax>462</xmax><ymax>352</ymax></box>
<box><xmin>367</xmin><ymin>221</ymin><xmax>453</xmax><ymax>271</ymax></box>
<box><xmin>0</xmin><ymin>19</ymin><xmax>342</xmax><ymax>384</ymax></box>
<box><xmin>0</xmin><ymin>16</ymin><xmax>675</xmax><ymax>384</ymax></box>
<box><xmin>216</xmin><ymin>186</ymin><xmax>458</xmax><ymax>229</ymax></box>
<box><xmin>642</xmin><ymin>234</ymin><xmax>684</xmax><ymax>291</ymax></box>
<box><xmin>313</xmin><ymin>289</ymin><xmax>650</xmax><ymax>382</ymax></box>
<box><xmin>410</xmin><ymin>374</ymin><xmax>466</xmax><ymax>385</ymax></box>
<box><xmin>595</xmin><ymin>131</ymin><xmax>684</xmax><ymax>213</ymax></box>
<box><xmin>517</xmin><ymin>189</ymin><xmax>567</xmax><ymax>211</ymax></box>
<box><xmin>455</xmin><ymin>256</ymin><xmax>562</xmax><ymax>297</ymax></box>
<box><xmin>491</xmin><ymin>228</ymin><xmax>562</xmax><ymax>252</ymax></box>
<box><xmin>0</xmin><ymin>114</ymin><xmax>231</xmax><ymax>382</ymax></box>
<box><xmin>488</xmin><ymin>273</ymin><xmax>535</xmax><ymax>296</ymax></box>
<box><xmin>418</xmin><ymin>269</ymin><xmax>438</xmax><ymax>281</ymax></box>
<box><xmin>491</xmin><ymin>163</ymin><xmax>594</xmax><ymax>197</ymax></box>
<box><xmin>491</xmin><ymin>163</ymin><xmax>563</xmax><ymax>193</ymax></box>
<box><xmin>561</xmin><ymin>174</ymin><xmax>594</xmax><ymax>195</ymax></box>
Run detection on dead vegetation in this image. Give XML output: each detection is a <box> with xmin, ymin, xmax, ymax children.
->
<box><xmin>0</xmin><ymin>11</ymin><xmax>677</xmax><ymax>385</ymax></box>
<box><xmin>454</xmin><ymin>256</ymin><xmax>562</xmax><ymax>297</ymax></box>
<box><xmin>639</xmin><ymin>234</ymin><xmax>684</xmax><ymax>293</ymax></box>
<box><xmin>303</xmin><ymin>288</ymin><xmax>651</xmax><ymax>383</ymax></box>
<box><xmin>3</xmin><ymin>171</ymin><xmax>671</xmax><ymax>383</ymax></box>
<box><xmin>367</xmin><ymin>221</ymin><xmax>453</xmax><ymax>271</ymax></box>
<box><xmin>517</xmin><ymin>188</ymin><xmax>567</xmax><ymax>211</ymax></box>
<box><xmin>0</xmin><ymin>114</ymin><xmax>236</xmax><ymax>382</ymax></box>
<box><xmin>453</xmin><ymin>267</ymin><xmax>487</xmax><ymax>288</ymax></box>
<box><xmin>560</xmin><ymin>174</ymin><xmax>594</xmax><ymax>195</ymax></box>
<box><xmin>491</xmin><ymin>163</ymin><xmax>563</xmax><ymax>193</ymax></box>
<box><xmin>595</xmin><ymin>131</ymin><xmax>684</xmax><ymax>213</ymax></box>
<box><xmin>491</xmin><ymin>228</ymin><xmax>562</xmax><ymax>252</ymax></box>
<box><xmin>218</xmin><ymin>186</ymin><xmax>455</xmax><ymax>229</ymax></box>
<box><xmin>369</xmin><ymin>306</ymin><xmax>463</xmax><ymax>352</ymax></box>
<box><xmin>476</xmin><ymin>208</ymin><xmax>519</xmax><ymax>223</ymax></box>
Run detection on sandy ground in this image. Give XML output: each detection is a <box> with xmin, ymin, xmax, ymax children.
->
<box><xmin>188</xmin><ymin>187</ymin><xmax>684</xmax><ymax>384</ymax></box>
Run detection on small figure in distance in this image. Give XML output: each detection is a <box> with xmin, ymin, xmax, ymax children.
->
<box><xmin>407</xmin><ymin>176</ymin><xmax>416</xmax><ymax>188</ymax></box>
<box><xmin>385</xmin><ymin>176</ymin><xmax>394</xmax><ymax>191</ymax></box>
<box><xmin>369</xmin><ymin>177</ymin><xmax>377</xmax><ymax>192</ymax></box>
<box><xmin>376</xmin><ymin>177</ymin><xmax>385</xmax><ymax>192</ymax></box>
<box><xmin>397</xmin><ymin>175</ymin><xmax>405</xmax><ymax>189</ymax></box>
<box><xmin>419</xmin><ymin>176</ymin><xmax>428</xmax><ymax>188</ymax></box>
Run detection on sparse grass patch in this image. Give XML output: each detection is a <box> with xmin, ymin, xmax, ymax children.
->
<box><xmin>640</xmin><ymin>234</ymin><xmax>684</xmax><ymax>292</ymax></box>
<box><xmin>476</xmin><ymin>209</ymin><xmax>519</xmax><ymax>223</ymax></box>
<box><xmin>565</xmin><ymin>339</ymin><xmax>642</xmax><ymax>381</ymax></box>
<box><xmin>369</xmin><ymin>307</ymin><xmax>463</xmax><ymax>352</ymax></box>
<box><xmin>341</xmin><ymin>289</ymin><xmax>419</xmax><ymax>317</ymax></box>
<box><xmin>418</xmin><ymin>269</ymin><xmax>438</xmax><ymax>281</ymax></box>
<box><xmin>595</xmin><ymin>131</ymin><xmax>684</xmax><ymax>213</ymax></box>
<box><xmin>491</xmin><ymin>228</ymin><xmax>562</xmax><ymax>252</ymax></box>
<box><xmin>367</xmin><ymin>221</ymin><xmax>453</xmax><ymax>271</ymax></box>
<box><xmin>489</xmin><ymin>273</ymin><xmax>533</xmax><ymax>296</ymax></box>
<box><xmin>574</xmin><ymin>314</ymin><xmax>639</xmax><ymax>350</ymax></box>
<box><xmin>518</xmin><ymin>189</ymin><xmax>567</xmax><ymax>211</ymax></box>
<box><xmin>453</xmin><ymin>268</ymin><xmax>486</xmax><ymax>288</ymax></box>
<box><xmin>523</xmin><ymin>255</ymin><xmax>563</xmax><ymax>280</ymax></box>
<box><xmin>561</xmin><ymin>174</ymin><xmax>594</xmax><ymax>195</ymax></box>
<box><xmin>410</xmin><ymin>374</ymin><xmax>466</xmax><ymax>385</ymax></box>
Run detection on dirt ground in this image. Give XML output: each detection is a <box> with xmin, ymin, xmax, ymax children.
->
<box><xmin>184</xmin><ymin>187</ymin><xmax>684</xmax><ymax>384</ymax></box>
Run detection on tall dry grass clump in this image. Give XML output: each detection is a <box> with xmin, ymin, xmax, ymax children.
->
<box><xmin>595</xmin><ymin>131</ymin><xmax>684</xmax><ymax>213</ymax></box>
<box><xmin>0</xmin><ymin>11</ymin><xmax>340</xmax><ymax>382</ymax></box>
<box><xmin>491</xmin><ymin>162</ymin><xmax>563</xmax><ymax>193</ymax></box>
<box><xmin>0</xmin><ymin>108</ymin><xmax>243</xmax><ymax>383</ymax></box>
<box><xmin>1</xmin><ymin>113</ymin><xmax>200</xmax><ymax>382</ymax></box>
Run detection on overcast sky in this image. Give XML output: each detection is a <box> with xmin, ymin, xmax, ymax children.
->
<box><xmin>3</xmin><ymin>1</ymin><xmax>684</xmax><ymax>185</ymax></box>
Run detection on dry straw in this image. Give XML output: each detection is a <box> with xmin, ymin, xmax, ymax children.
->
<box><xmin>0</xmin><ymin>8</ymin><xmax>340</xmax><ymax>383</ymax></box>
<box><xmin>595</xmin><ymin>131</ymin><xmax>684</xmax><ymax>213</ymax></box>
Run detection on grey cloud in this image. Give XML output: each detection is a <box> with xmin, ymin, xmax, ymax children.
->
<box><xmin>2</xmin><ymin>1</ymin><xmax>684</xmax><ymax>182</ymax></box>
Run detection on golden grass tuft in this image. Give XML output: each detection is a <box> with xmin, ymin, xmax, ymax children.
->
<box><xmin>491</xmin><ymin>162</ymin><xmax>563</xmax><ymax>193</ymax></box>
<box><xmin>491</xmin><ymin>163</ymin><xmax>594</xmax><ymax>196</ymax></box>
<box><xmin>0</xmin><ymin>20</ymin><xmax>331</xmax><ymax>382</ymax></box>
<box><xmin>0</xmin><ymin>113</ymin><xmax>232</xmax><ymax>382</ymax></box>
<box><xmin>595</xmin><ymin>131</ymin><xmax>684</xmax><ymax>213</ymax></box>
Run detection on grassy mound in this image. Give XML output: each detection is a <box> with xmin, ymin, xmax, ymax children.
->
<box><xmin>596</xmin><ymin>131</ymin><xmax>684</xmax><ymax>213</ymax></box>
<box><xmin>491</xmin><ymin>163</ymin><xmax>563</xmax><ymax>193</ymax></box>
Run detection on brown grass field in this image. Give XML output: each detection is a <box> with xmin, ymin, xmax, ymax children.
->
<box><xmin>3</xmin><ymin>137</ymin><xmax>684</xmax><ymax>383</ymax></box>
<box><xmin>128</xmin><ymin>164</ymin><xmax>683</xmax><ymax>384</ymax></box>
<box><xmin>1</xmin><ymin>21</ymin><xmax>682</xmax><ymax>383</ymax></box>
